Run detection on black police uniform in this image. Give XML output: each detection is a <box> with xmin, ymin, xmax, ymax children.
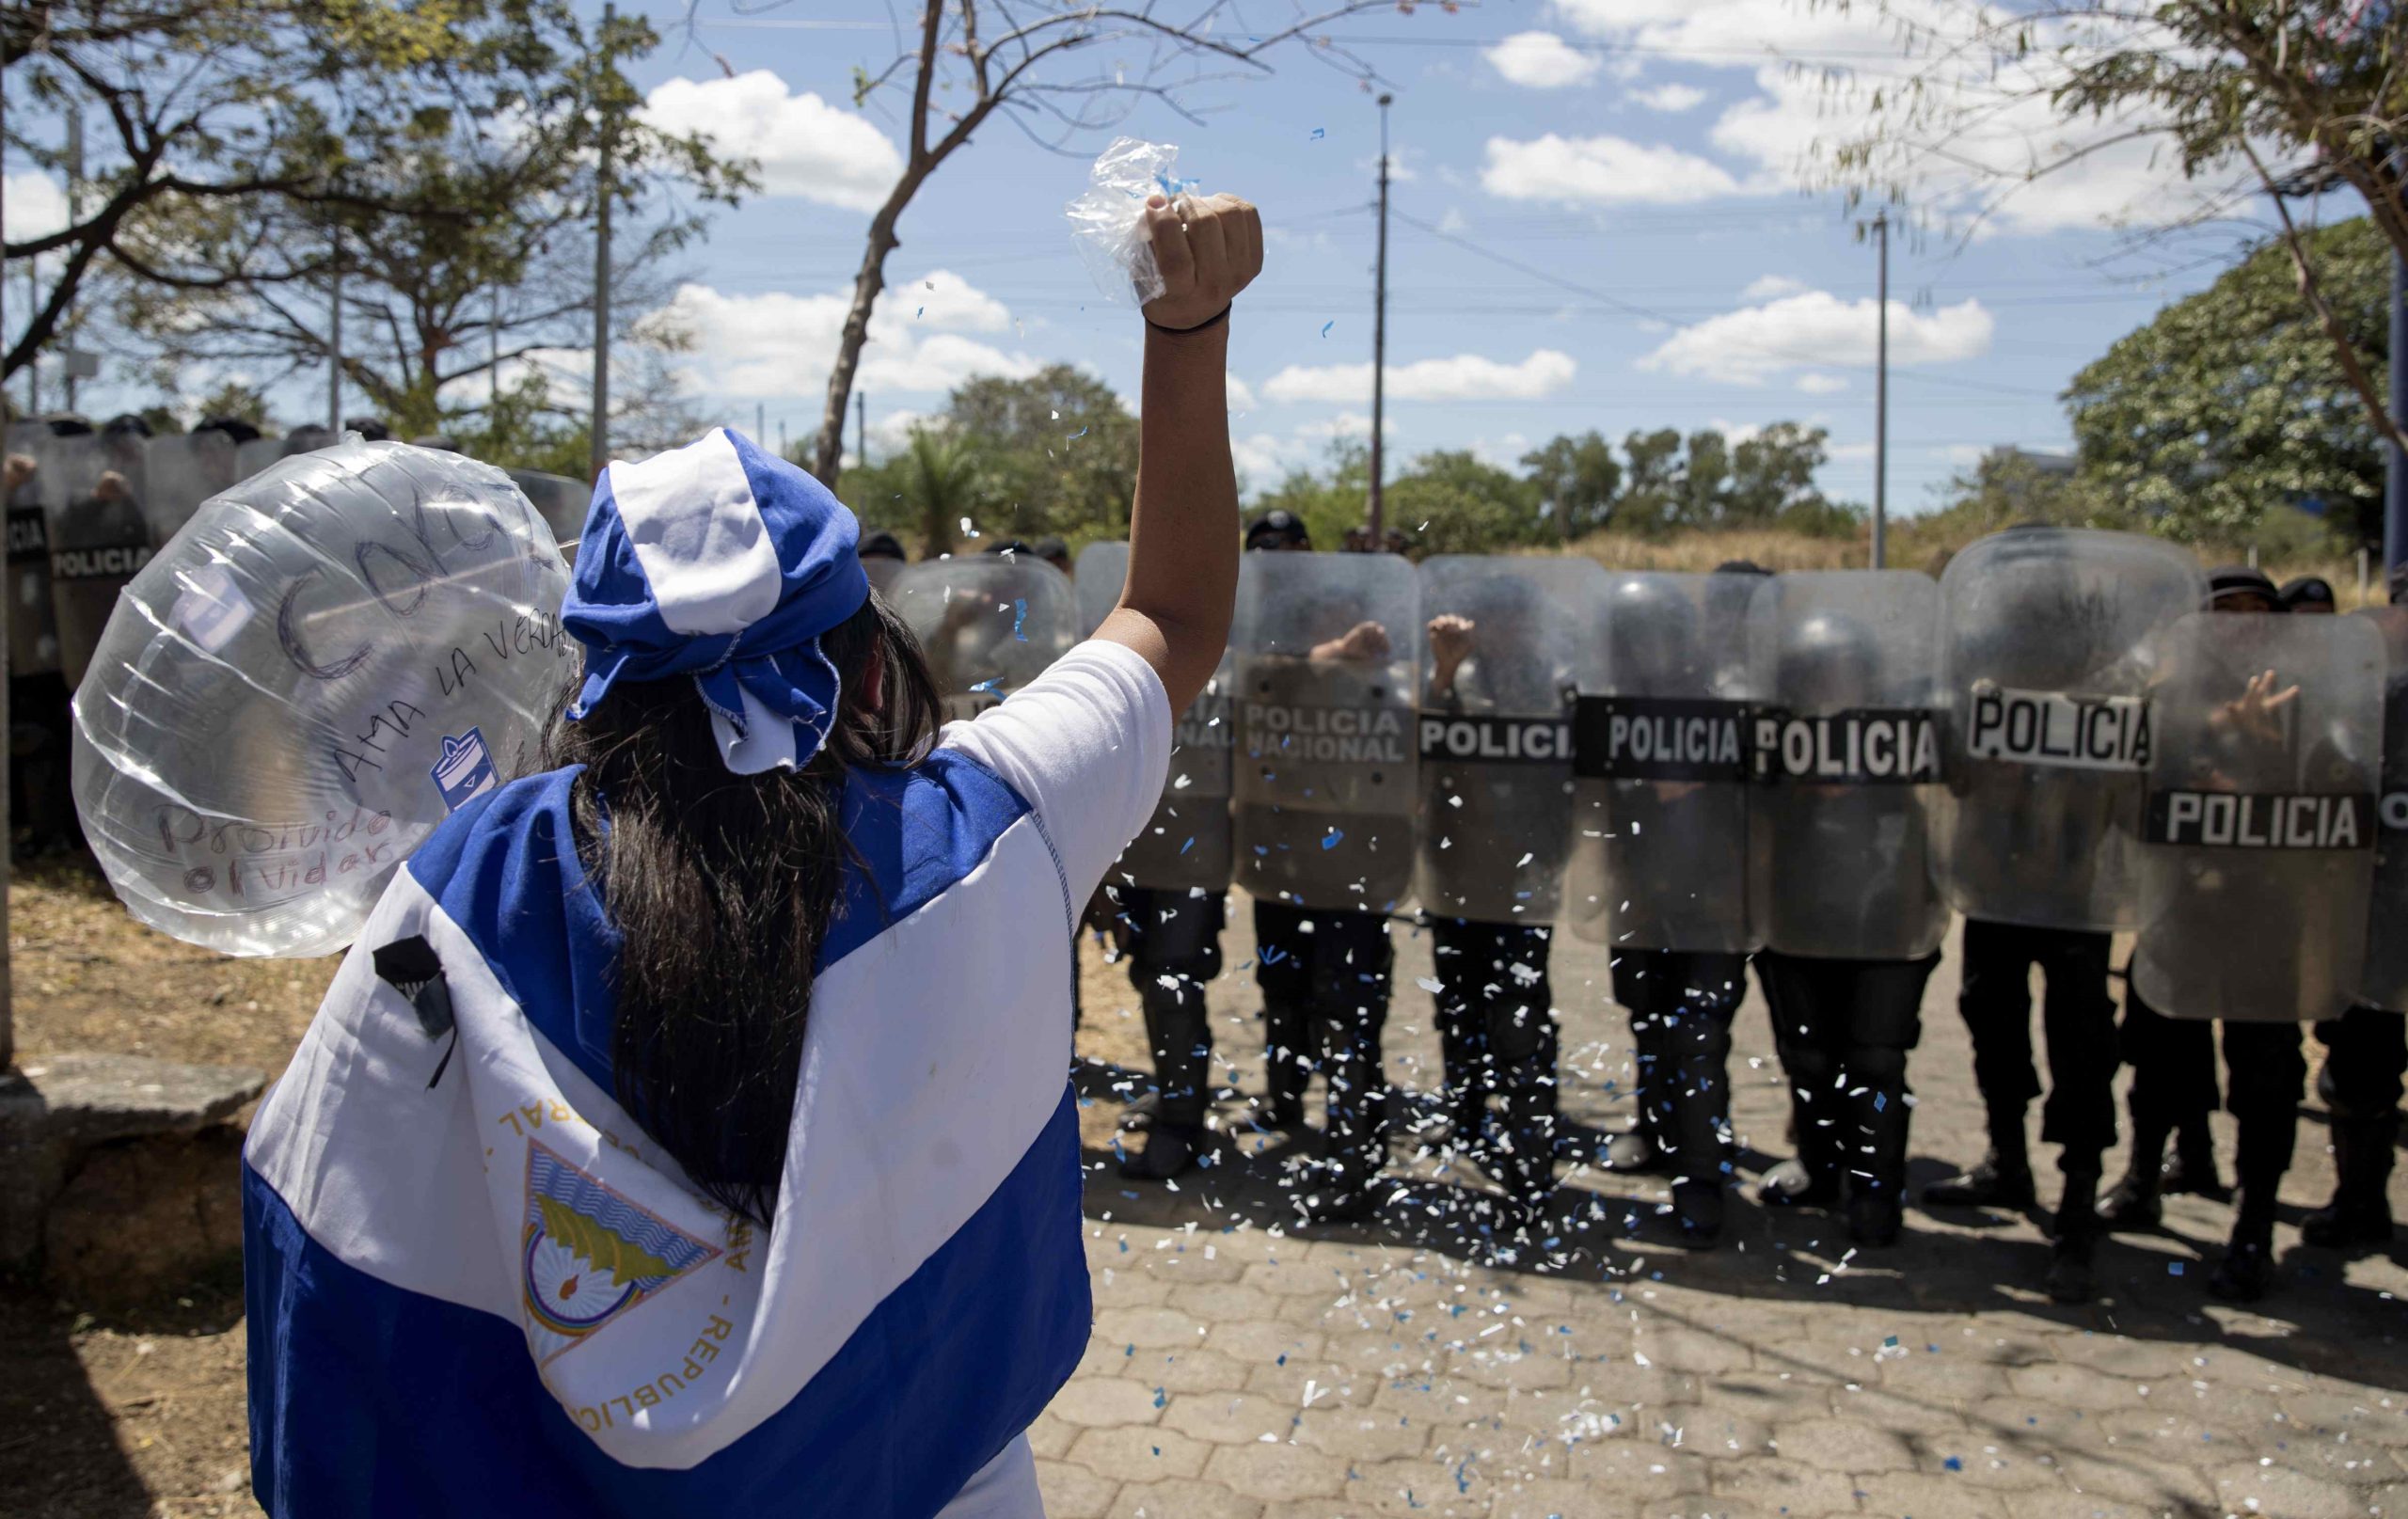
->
<box><xmin>1432</xmin><ymin>920</ymin><xmax>1558</xmax><ymax>1210</ymax></box>
<box><xmin>1108</xmin><ymin>884</ymin><xmax>1228</xmax><ymax>1140</ymax></box>
<box><xmin>2305</xmin><ymin>1004</ymin><xmax>2404</xmax><ymax>1245</ymax></box>
<box><xmin>1757</xmin><ymin>949</ymin><xmax>1941</xmax><ymax>1244</ymax></box>
<box><xmin>1608</xmin><ymin>948</ymin><xmax>1747</xmax><ymax>1221</ymax></box>
<box><xmin>1930</xmin><ymin>919</ymin><xmax>2120</xmax><ymax>1204</ymax></box>
<box><xmin>1254</xmin><ymin>897</ymin><xmax>1393</xmax><ymax>1215</ymax></box>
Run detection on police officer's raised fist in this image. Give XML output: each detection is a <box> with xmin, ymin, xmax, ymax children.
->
<box><xmin>1142</xmin><ymin>193</ymin><xmax>1264</xmax><ymax>334</ymax></box>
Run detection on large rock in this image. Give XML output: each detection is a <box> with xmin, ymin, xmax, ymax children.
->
<box><xmin>44</xmin><ymin>1125</ymin><xmax>246</xmax><ymax>1305</ymax></box>
<box><xmin>0</xmin><ymin>1052</ymin><xmax>266</xmax><ymax>1280</ymax></box>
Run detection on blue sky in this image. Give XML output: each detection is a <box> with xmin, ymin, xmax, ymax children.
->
<box><xmin>11</xmin><ymin>1</ymin><xmax>2294</xmax><ymax>514</ymax></box>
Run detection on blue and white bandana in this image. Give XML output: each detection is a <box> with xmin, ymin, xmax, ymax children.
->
<box><xmin>560</xmin><ymin>428</ymin><xmax>868</xmax><ymax>774</ymax></box>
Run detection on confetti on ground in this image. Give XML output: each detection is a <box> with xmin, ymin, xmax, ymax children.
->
<box><xmin>1321</xmin><ymin>320</ymin><xmax>1336</xmax><ymax>338</ymax></box>
<box><xmin>1311</xmin><ymin>127</ymin><xmax>1326</xmax><ymax>139</ymax></box>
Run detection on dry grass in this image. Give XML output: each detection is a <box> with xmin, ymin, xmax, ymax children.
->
<box><xmin>1553</xmin><ymin>524</ymin><xmax>2390</xmax><ymax>609</ymax></box>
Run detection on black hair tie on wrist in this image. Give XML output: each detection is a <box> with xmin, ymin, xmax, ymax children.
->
<box><xmin>1146</xmin><ymin>305</ymin><xmax>1231</xmax><ymax>336</ymax></box>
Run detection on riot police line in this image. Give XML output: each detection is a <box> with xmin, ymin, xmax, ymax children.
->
<box><xmin>885</xmin><ymin>522</ymin><xmax>2406</xmax><ymax>1307</ymax></box>
<box><xmin>3</xmin><ymin>413</ymin><xmax>588</xmax><ymax>853</ymax></box>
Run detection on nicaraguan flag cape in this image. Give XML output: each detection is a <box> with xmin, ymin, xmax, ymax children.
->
<box><xmin>241</xmin><ymin>428</ymin><xmax>1172</xmax><ymax>1517</ymax></box>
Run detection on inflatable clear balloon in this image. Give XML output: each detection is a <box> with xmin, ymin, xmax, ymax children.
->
<box><xmin>71</xmin><ymin>440</ymin><xmax>577</xmax><ymax>957</ymax></box>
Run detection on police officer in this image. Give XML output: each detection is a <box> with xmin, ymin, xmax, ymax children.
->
<box><xmin>1233</xmin><ymin>520</ymin><xmax>1411</xmax><ymax>1222</ymax></box>
<box><xmin>2112</xmin><ymin>566</ymin><xmax>2362</xmax><ymax>1301</ymax></box>
<box><xmin>856</xmin><ymin>529</ymin><xmax>909</xmax><ymax>593</ymax></box>
<box><xmin>1749</xmin><ymin>577</ymin><xmax>1949</xmax><ymax>1248</ymax></box>
<box><xmin>1924</xmin><ymin>526</ymin><xmax>2199</xmax><ymax>1303</ymax></box>
<box><xmin>1416</xmin><ymin>561</ymin><xmax>1592</xmax><ymax>1230</ymax></box>
<box><xmin>1585</xmin><ymin>562</ymin><xmax>1766</xmax><ymax>1245</ymax></box>
<box><xmin>1114</xmin><ymin>510</ymin><xmax>1304</xmax><ymax>1179</ymax></box>
<box><xmin>2279</xmin><ymin>575</ymin><xmax>2337</xmax><ymax>616</ymax></box>
<box><xmin>2303</xmin><ymin>567</ymin><xmax>2408</xmax><ymax>1251</ymax></box>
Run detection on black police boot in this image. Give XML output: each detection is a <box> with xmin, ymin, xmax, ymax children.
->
<box><xmin>1257</xmin><ymin>1001</ymin><xmax>1311</xmax><ymax>1131</ymax></box>
<box><xmin>2100</xmin><ymin>1118</ymin><xmax>2168</xmax><ymax>1231</ymax></box>
<box><xmin>2302</xmin><ymin>1115</ymin><xmax>2399</xmax><ymax>1248</ymax></box>
<box><xmin>1925</xmin><ymin>1106</ymin><xmax>2036</xmax><ymax>1210</ymax></box>
<box><xmin>1671</xmin><ymin>1181</ymin><xmax>1725</xmax><ymax>1246</ymax></box>
<box><xmin>1120</xmin><ymin>1121</ymin><xmax>1206</xmax><ymax>1181</ymax></box>
<box><xmin>2044</xmin><ymin>1163</ymin><xmax>2104</xmax><ymax>1305</ymax></box>
<box><xmin>1487</xmin><ymin>1055</ymin><xmax>1558</xmax><ymax>1222</ymax></box>
<box><xmin>1299</xmin><ymin>1040</ymin><xmax>1387</xmax><ymax>1225</ymax></box>
<box><xmin>2162</xmin><ymin>1120</ymin><xmax>2230</xmax><ymax>1201</ymax></box>
<box><xmin>2207</xmin><ymin>1172</ymin><xmax>2281</xmax><ymax>1302</ymax></box>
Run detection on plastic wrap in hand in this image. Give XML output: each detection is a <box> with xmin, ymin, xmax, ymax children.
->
<box><xmin>1066</xmin><ymin>136</ymin><xmax>1190</xmax><ymax>307</ymax></box>
<box><xmin>70</xmin><ymin>440</ymin><xmax>578</xmax><ymax>957</ymax></box>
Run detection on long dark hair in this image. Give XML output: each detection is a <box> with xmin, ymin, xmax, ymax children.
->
<box><xmin>539</xmin><ymin>593</ymin><xmax>943</xmax><ymax>1224</ymax></box>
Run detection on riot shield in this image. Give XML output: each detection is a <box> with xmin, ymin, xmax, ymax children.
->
<box><xmin>1936</xmin><ymin>529</ymin><xmax>2205</xmax><ymax>931</ymax></box>
<box><xmin>1413</xmin><ymin>556</ymin><xmax>1600</xmax><ymax>924</ymax></box>
<box><xmin>236</xmin><ymin>426</ymin><xmax>339</xmax><ymax>483</ymax></box>
<box><xmin>143</xmin><ymin>430</ymin><xmax>245</xmax><ymax>546</ymax></box>
<box><xmin>1747</xmin><ymin>571</ymin><xmax>1947</xmax><ymax>959</ymax></box>
<box><xmin>889</xmin><ymin>554</ymin><xmax>1077</xmax><ymax>723</ymax></box>
<box><xmin>2358</xmin><ymin>607</ymin><xmax>2408</xmax><ymax>1012</ymax></box>
<box><xmin>1230</xmin><ymin>552</ymin><xmax>1418</xmax><ymax>913</ymax></box>
<box><xmin>5</xmin><ymin>422</ymin><xmax>64</xmax><ymax>676</ymax></box>
<box><xmin>507</xmin><ymin>468</ymin><xmax>592</xmax><ymax>547</ymax></box>
<box><xmin>48</xmin><ymin>428</ymin><xmax>153</xmax><ymax>688</ymax></box>
<box><xmin>1565</xmin><ymin>571</ymin><xmax>1762</xmax><ymax>953</ymax></box>
<box><xmin>1075</xmin><ymin>541</ymin><xmax>1235</xmax><ymax>893</ymax></box>
<box><xmin>862</xmin><ymin>556</ymin><xmax>908</xmax><ymax>595</ymax></box>
<box><xmin>2132</xmin><ymin>611</ymin><xmax>2383</xmax><ymax>1022</ymax></box>
<box><xmin>71</xmin><ymin>442</ymin><xmax>574</xmax><ymax>957</ymax></box>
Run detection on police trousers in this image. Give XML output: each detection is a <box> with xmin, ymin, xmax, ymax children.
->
<box><xmin>1254</xmin><ymin>899</ymin><xmax>1393</xmax><ymax>1185</ymax></box>
<box><xmin>1432</xmin><ymin>919</ymin><xmax>1558</xmax><ymax>1137</ymax></box>
<box><xmin>1610</xmin><ymin>948</ymin><xmax>1747</xmax><ymax>1186</ymax></box>
<box><xmin>1108</xmin><ymin>887</ymin><xmax>1227</xmax><ymax>1128</ymax></box>
<box><xmin>2314</xmin><ymin>1005</ymin><xmax>2408</xmax><ymax>1122</ymax></box>
<box><xmin>1956</xmin><ymin>919</ymin><xmax>2119</xmax><ymax>1166</ymax></box>
<box><xmin>1756</xmin><ymin>950</ymin><xmax>1939</xmax><ymax>1199</ymax></box>
<box><xmin>2118</xmin><ymin>987</ymin><xmax>2305</xmax><ymax>1188</ymax></box>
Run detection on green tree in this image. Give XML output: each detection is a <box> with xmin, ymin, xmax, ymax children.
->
<box><xmin>1730</xmin><ymin>422</ymin><xmax>1847</xmax><ymax>532</ymax></box>
<box><xmin>1388</xmin><ymin>450</ymin><xmax>1543</xmax><ymax>556</ymax></box>
<box><xmin>841</xmin><ymin>424</ymin><xmax>997</xmax><ymax>557</ymax></box>
<box><xmin>2065</xmin><ymin>217</ymin><xmax>2385</xmax><ymax>543</ymax></box>
<box><xmin>1828</xmin><ymin>1</ymin><xmax>2408</xmax><ymax>455</ymax></box>
<box><xmin>1616</xmin><ymin>427</ymin><xmax>1686</xmax><ymax>538</ymax></box>
<box><xmin>1250</xmin><ymin>440</ymin><xmax>1370</xmax><ymax>554</ymax></box>
<box><xmin>1676</xmin><ymin>430</ymin><xmax>1732</xmax><ymax>530</ymax></box>
<box><xmin>942</xmin><ymin>366</ymin><xmax>1139</xmax><ymax>544</ymax></box>
<box><xmin>111</xmin><ymin>7</ymin><xmax>746</xmax><ymax>438</ymax></box>
<box><xmin>1520</xmin><ymin>431</ymin><xmax>1621</xmax><ymax>542</ymax></box>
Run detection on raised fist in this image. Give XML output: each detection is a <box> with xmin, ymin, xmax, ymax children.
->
<box><xmin>1141</xmin><ymin>192</ymin><xmax>1264</xmax><ymax>333</ymax></box>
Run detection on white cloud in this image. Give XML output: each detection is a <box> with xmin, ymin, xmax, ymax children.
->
<box><xmin>641</xmin><ymin>71</ymin><xmax>902</xmax><ymax>213</ymax></box>
<box><xmin>1261</xmin><ymin>349</ymin><xmax>1578</xmax><ymax>405</ymax></box>
<box><xmin>4</xmin><ymin>173</ymin><xmax>68</xmax><ymax>242</ymax></box>
<box><xmin>1231</xmin><ymin>412</ymin><xmax>1387</xmax><ymax>492</ymax></box>
<box><xmin>1550</xmin><ymin>0</ymin><xmax>2239</xmax><ymax>237</ymax></box>
<box><xmin>1741</xmin><ymin>274</ymin><xmax>1808</xmax><ymax>301</ymax></box>
<box><xmin>1631</xmin><ymin>83</ymin><xmax>1707</xmax><ymax>113</ymax></box>
<box><xmin>1794</xmin><ymin>371</ymin><xmax>1849</xmax><ymax>395</ymax></box>
<box><xmin>1640</xmin><ymin>290</ymin><xmax>1991</xmax><ymax>385</ymax></box>
<box><xmin>1481</xmin><ymin>134</ymin><xmax>1747</xmax><ymax>206</ymax></box>
<box><xmin>1472</xmin><ymin>433</ymin><xmax>1533</xmax><ymax>469</ymax></box>
<box><xmin>656</xmin><ymin>271</ymin><xmax>1037</xmax><ymax>400</ymax></box>
<box><xmin>1226</xmin><ymin>373</ymin><xmax>1257</xmax><ymax>413</ymax></box>
<box><xmin>1485</xmin><ymin>31</ymin><xmax>1601</xmax><ymax>89</ymax></box>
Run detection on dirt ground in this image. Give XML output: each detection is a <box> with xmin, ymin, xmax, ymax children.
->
<box><xmin>0</xmin><ymin>854</ymin><xmax>1151</xmax><ymax>1519</ymax></box>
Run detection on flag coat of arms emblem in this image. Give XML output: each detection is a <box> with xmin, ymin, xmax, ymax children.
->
<box><xmin>241</xmin><ymin>641</ymin><xmax>1174</xmax><ymax>1518</ymax></box>
<box><xmin>430</xmin><ymin>727</ymin><xmax>498</xmax><ymax>812</ymax></box>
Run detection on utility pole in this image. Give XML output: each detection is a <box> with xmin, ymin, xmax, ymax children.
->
<box><xmin>62</xmin><ymin>106</ymin><xmax>82</xmax><ymax>415</ymax></box>
<box><xmin>22</xmin><ymin>261</ymin><xmax>36</xmax><ymax>418</ymax></box>
<box><xmin>1871</xmin><ymin>211</ymin><xmax>1890</xmax><ymax>571</ymax></box>
<box><xmin>855</xmin><ymin>390</ymin><xmax>867</xmax><ymax>467</ymax></box>
<box><xmin>756</xmin><ymin>402</ymin><xmax>766</xmax><ymax>443</ymax></box>
<box><xmin>589</xmin><ymin>1</ymin><xmax>617</xmax><ymax>481</ymax></box>
<box><xmin>1368</xmin><ymin>93</ymin><xmax>1393</xmax><ymax>546</ymax></box>
<box><xmin>326</xmin><ymin>225</ymin><xmax>342</xmax><ymax>429</ymax></box>
<box><xmin>491</xmin><ymin>285</ymin><xmax>501</xmax><ymax>417</ymax></box>
<box><xmin>2389</xmin><ymin>233</ymin><xmax>2406</xmax><ymax>576</ymax></box>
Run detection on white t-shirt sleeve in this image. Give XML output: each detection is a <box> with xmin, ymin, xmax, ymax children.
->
<box><xmin>941</xmin><ymin>639</ymin><xmax>1172</xmax><ymax>898</ymax></box>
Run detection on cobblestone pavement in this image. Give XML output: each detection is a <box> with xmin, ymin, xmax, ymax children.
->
<box><xmin>1053</xmin><ymin>900</ymin><xmax>2408</xmax><ymax>1519</ymax></box>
